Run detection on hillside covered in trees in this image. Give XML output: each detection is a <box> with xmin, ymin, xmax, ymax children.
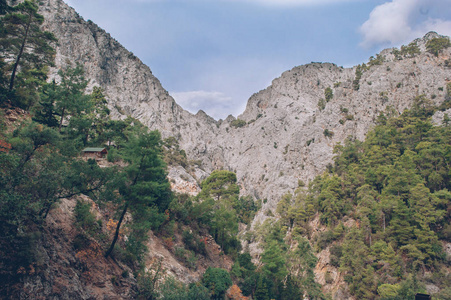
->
<box><xmin>1</xmin><ymin>0</ymin><xmax>451</xmax><ymax>299</ymax></box>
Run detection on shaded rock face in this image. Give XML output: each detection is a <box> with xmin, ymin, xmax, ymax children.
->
<box><xmin>2</xmin><ymin>198</ymin><xmax>137</xmax><ymax>300</ymax></box>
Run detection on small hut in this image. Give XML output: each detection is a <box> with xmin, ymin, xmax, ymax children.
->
<box><xmin>82</xmin><ymin>147</ymin><xmax>108</xmax><ymax>159</ymax></box>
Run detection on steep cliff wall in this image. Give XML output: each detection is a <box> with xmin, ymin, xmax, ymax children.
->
<box><xmin>4</xmin><ymin>1</ymin><xmax>447</xmax><ymax>299</ymax></box>
<box><xmin>222</xmin><ymin>33</ymin><xmax>451</xmax><ymax>221</ymax></box>
<box><xmin>40</xmin><ymin>0</ymin><xmax>451</xmax><ymax>219</ymax></box>
<box><xmin>39</xmin><ymin>0</ymin><xmax>221</xmax><ymax>177</ymax></box>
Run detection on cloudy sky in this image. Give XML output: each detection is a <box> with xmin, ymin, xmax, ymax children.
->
<box><xmin>64</xmin><ymin>0</ymin><xmax>451</xmax><ymax>120</ymax></box>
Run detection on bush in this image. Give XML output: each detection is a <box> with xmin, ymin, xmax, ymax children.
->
<box><xmin>318</xmin><ymin>98</ymin><xmax>326</xmax><ymax>111</ymax></box>
<box><xmin>325</xmin><ymin>87</ymin><xmax>333</xmax><ymax>102</ymax></box>
<box><xmin>400</xmin><ymin>42</ymin><xmax>420</xmax><ymax>58</ymax></box>
<box><xmin>107</xmin><ymin>148</ymin><xmax>120</xmax><ymax>162</ymax></box>
<box><xmin>74</xmin><ymin>199</ymin><xmax>100</xmax><ymax>236</ymax></box>
<box><xmin>182</xmin><ymin>230</ymin><xmax>206</xmax><ymax>255</ymax></box>
<box><xmin>353</xmin><ymin>65</ymin><xmax>363</xmax><ymax>91</ymax></box>
<box><xmin>323</xmin><ymin>129</ymin><xmax>334</xmax><ymax>138</ymax></box>
<box><xmin>426</xmin><ymin>37</ymin><xmax>451</xmax><ymax>56</ymax></box>
<box><xmin>230</xmin><ymin>119</ymin><xmax>246</xmax><ymax>128</ymax></box>
<box><xmin>329</xmin><ymin>244</ymin><xmax>342</xmax><ymax>267</ymax></box>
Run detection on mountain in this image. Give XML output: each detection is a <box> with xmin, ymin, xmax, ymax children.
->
<box><xmin>41</xmin><ymin>0</ymin><xmax>451</xmax><ymax>217</ymax></box>
<box><xmin>4</xmin><ymin>0</ymin><xmax>450</xmax><ymax>298</ymax></box>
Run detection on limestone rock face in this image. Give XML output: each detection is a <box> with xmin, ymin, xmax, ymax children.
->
<box><xmin>39</xmin><ymin>0</ymin><xmax>221</xmax><ymax>177</ymax></box>
<box><xmin>28</xmin><ymin>1</ymin><xmax>451</xmax><ymax>298</ymax></box>
<box><xmin>39</xmin><ymin>1</ymin><xmax>451</xmax><ymax>218</ymax></box>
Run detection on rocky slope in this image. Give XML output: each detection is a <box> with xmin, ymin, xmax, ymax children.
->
<box><xmin>21</xmin><ymin>1</ymin><xmax>451</xmax><ymax>298</ymax></box>
<box><xmin>224</xmin><ymin>33</ymin><xmax>451</xmax><ymax>220</ymax></box>
<box><xmin>40</xmin><ymin>1</ymin><xmax>451</xmax><ymax>219</ymax></box>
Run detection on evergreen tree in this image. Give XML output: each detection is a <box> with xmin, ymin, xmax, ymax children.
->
<box><xmin>0</xmin><ymin>0</ymin><xmax>56</xmax><ymax>104</ymax></box>
<box><xmin>33</xmin><ymin>79</ymin><xmax>59</xmax><ymax>127</ymax></box>
<box><xmin>0</xmin><ymin>0</ymin><xmax>10</xmax><ymax>15</ymax></box>
<box><xmin>254</xmin><ymin>275</ymin><xmax>270</xmax><ymax>300</ymax></box>
<box><xmin>202</xmin><ymin>267</ymin><xmax>232</xmax><ymax>300</ymax></box>
<box><xmin>54</xmin><ymin>64</ymin><xmax>90</xmax><ymax>132</ymax></box>
<box><xmin>105</xmin><ymin>128</ymin><xmax>171</xmax><ymax>258</ymax></box>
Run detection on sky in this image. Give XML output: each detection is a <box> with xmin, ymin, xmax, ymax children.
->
<box><xmin>64</xmin><ymin>0</ymin><xmax>451</xmax><ymax>120</ymax></box>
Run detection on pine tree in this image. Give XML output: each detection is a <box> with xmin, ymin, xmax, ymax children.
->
<box><xmin>0</xmin><ymin>0</ymin><xmax>56</xmax><ymax>92</ymax></box>
<box><xmin>105</xmin><ymin>128</ymin><xmax>171</xmax><ymax>258</ymax></box>
<box><xmin>33</xmin><ymin>80</ymin><xmax>59</xmax><ymax>127</ymax></box>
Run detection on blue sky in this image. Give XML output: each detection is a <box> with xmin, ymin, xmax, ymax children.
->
<box><xmin>64</xmin><ymin>0</ymin><xmax>451</xmax><ymax>120</ymax></box>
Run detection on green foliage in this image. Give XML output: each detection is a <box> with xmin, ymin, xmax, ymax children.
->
<box><xmin>0</xmin><ymin>0</ymin><xmax>10</xmax><ymax>14</ymax></box>
<box><xmin>137</xmin><ymin>258</ymin><xmax>164</xmax><ymax>299</ymax></box>
<box><xmin>303</xmin><ymin>102</ymin><xmax>451</xmax><ymax>298</ymax></box>
<box><xmin>353</xmin><ymin>64</ymin><xmax>363</xmax><ymax>90</ymax></box>
<box><xmin>323</xmin><ymin>129</ymin><xmax>334</xmax><ymax>138</ymax></box>
<box><xmin>162</xmin><ymin>136</ymin><xmax>189</xmax><ymax>168</ymax></box>
<box><xmin>0</xmin><ymin>0</ymin><xmax>57</xmax><ymax>107</ymax></box>
<box><xmin>324</xmin><ymin>87</ymin><xmax>333</xmax><ymax>102</ymax></box>
<box><xmin>199</xmin><ymin>170</ymin><xmax>239</xmax><ymax>201</ymax></box>
<box><xmin>195</xmin><ymin>170</ymin><xmax>241</xmax><ymax>254</ymax></box>
<box><xmin>182</xmin><ymin>230</ymin><xmax>206</xmax><ymax>255</ymax></box>
<box><xmin>74</xmin><ymin>199</ymin><xmax>101</xmax><ymax>236</ymax></box>
<box><xmin>230</xmin><ymin>119</ymin><xmax>246</xmax><ymax>128</ymax></box>
<box><xmin>0</xmin><ymin>121</ymin><xmax>113</xmax><ymax>277</ymax></box>
<box><xmin>318</xmin><ymin>98</ymin><xmax>326</xmax><ymax>111</ymax></box>
<box><xmin>368</xmin><ymin>54</ymin><xmax>385</xmax><ymax>67</ymax></box>
<box><xmin>202</xmin><ymin>267</ymin><xmax>232</xmax><ymax>300</ymax></box>
<box><xmin>400</xmin><ymin>42</ymin><xmax>421</xmax><ymax>58</ymax></box>
<box><xmin>157</xmin><ymin>277</ymin><xmax>210</xmax><ymax>300</ymax></box>
<box><xmin>105</xmin><ymin>128</ymin><xmax>172</xmax><ymax>260</ymax></box>
<box><xmin>426</xmin><ymin>37</ymin><xmax>451</xmax><ymax>57</ymax></box>
<box><xmin>235</xmin><ymin>195</ymin><xmax>260</xmax><ymax>224</ymax></box>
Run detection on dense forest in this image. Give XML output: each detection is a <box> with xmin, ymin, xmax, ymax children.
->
<box><xmin>1</xmin><ymin>1</ymin><xmax>451</xmax><ymax>299</ymax></box>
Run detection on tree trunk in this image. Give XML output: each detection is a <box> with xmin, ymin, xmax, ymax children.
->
<box><xmin>105</xmin><ymin>202</ymin><xmax>129</xmax><ymax>258</ymax></box>
<box><xmin>9</xmin><ymin>12</ymin><xmax>32</xmax><ymax>91</ymax></box>
<box><xmin>58</xmin><ymin>107</ymin><xmax>65</xmax><ymax>132</ymax></box>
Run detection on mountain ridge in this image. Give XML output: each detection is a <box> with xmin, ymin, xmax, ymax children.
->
<box><xmin>40</xmin><ymin>0</ymin><xmax>451</xmax><ymax>218</ymax></box>
<box><xmin>2</xmin><ymin>1</ymin><xmax>451</xmax><ymax>298</ymax></box>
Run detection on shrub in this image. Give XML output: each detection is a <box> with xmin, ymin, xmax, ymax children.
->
<box><xmin>400</xmin><ymin>42</ymin><xmax>420</xmax><ymax>58</ymax></box>
<box><xmin>368</xmin><ymin>54</ymin><xmax>384</xmax><ymax>66</ymax></box>
<box><xmin>324</xmin><ymin>87</ymin><xmax>333</xmax><ymax>102</ymax></box>
<box><xmin>230</xmin><ymin>119</ymin><xmax>246</xmax><ymax>128</ymax></box>
<box><xmin>340</xmin><ymin>107</ymin><xmax>349</xmax><ymax>114</ymax></box>
<box><xmin>182</xmin><ymin>230</ymin><xmax>207</xmax><ymax>255</ymax></box>
<box><xmin>74</xmin><ymin>199</ymin><xmax>100</xmax><ymax>236</ymax></box>
<box><xmin>353</xmin><ymin>65</ymin><xmax>362</xmax><ymax>91</ymax></box>
<box><xmin>318</xmin><ymin>98</ymin><xmax>326</xmax><ymax>111</ymax></box>
<box><xmin>426</xmin><ymin>37</ymin><xmax>451</xmax><ymax>56</ymax></box>
<box><xmin>107</xmin><ymin>148</ymin><xmax>120</xmax><ymax>162</ymax></box>
<box><xmin>323</xmin><ymin>129</ymin><xmax>334</xmax><ymax>138</ymax></box>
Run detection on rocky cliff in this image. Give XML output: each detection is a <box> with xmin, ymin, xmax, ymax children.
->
<box><xmin>40</xmin><ymin>1</ymin><xmax>451</xmax><ymax>216</ymax></box>
<box><xmin>26</xmin><ymin>1</ymin><xmax>451</xmax><ymax>298</ymax></box>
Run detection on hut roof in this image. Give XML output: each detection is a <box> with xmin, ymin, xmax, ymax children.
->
<box><xmin>82</xmin><ymin>147</ymin><xmax>107</xmax><ymax>153</ymax></box>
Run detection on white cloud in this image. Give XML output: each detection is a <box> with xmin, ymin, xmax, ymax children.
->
<box><xmin>360</xmin><ymin>0</ymin><xmax>451</xmax><ymax>48</ymax></box>
<box><xmin>170</xmin><ymin>90</ymin><xmax>236</xmax><ymax>120</ymax></box>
